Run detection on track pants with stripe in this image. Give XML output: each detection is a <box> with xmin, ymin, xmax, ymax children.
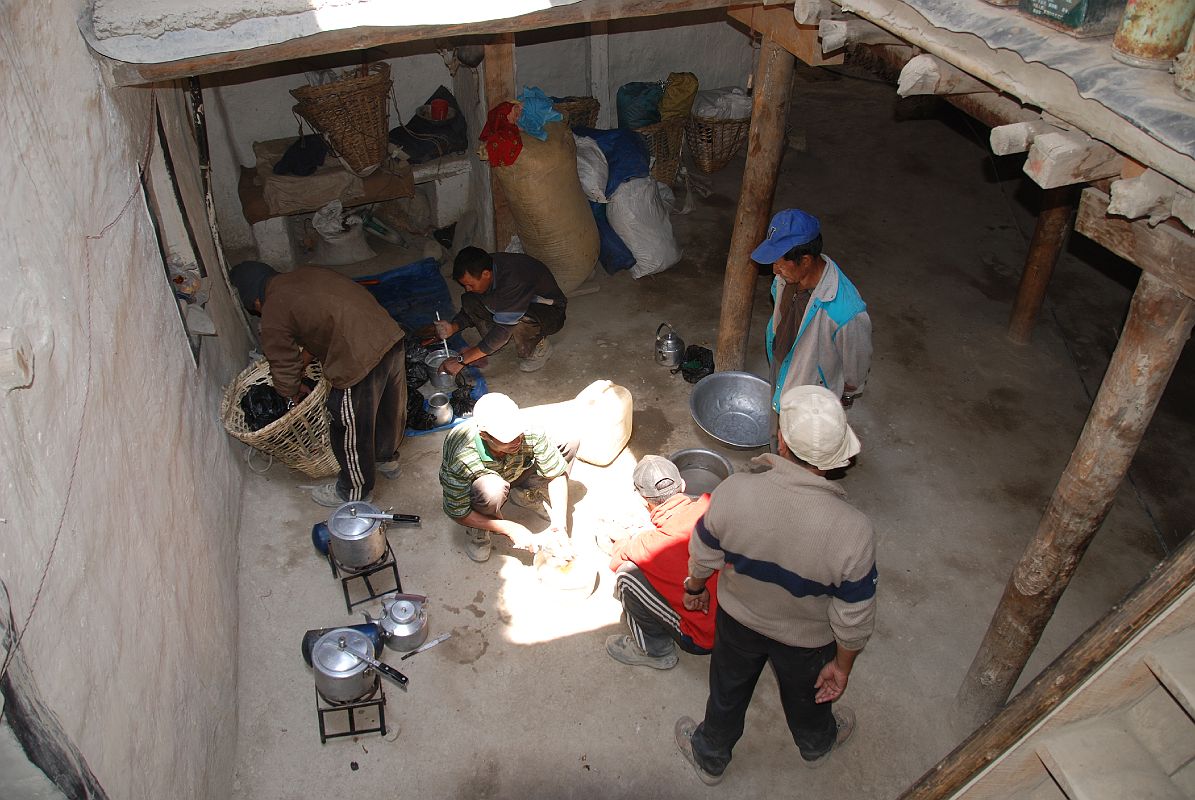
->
<box><xmin>325</xmin><ymin>340</ymin><xmax>407</xmax><ymax>501</ymax></box>
<box><xmin>613</xmin><ymin>566</ymin><xmax>710</xmax><ymax>657</ymax></box>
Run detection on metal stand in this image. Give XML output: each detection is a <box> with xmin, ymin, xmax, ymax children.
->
<box><xmin>328</xmin><ymin>540</ymin><xmax>403</xmax><ymax>613</ymax></box>
<box><xmin>316</xmin><ymin>682</ymin><xmax>387</xmax><ymax>744</ymax></box>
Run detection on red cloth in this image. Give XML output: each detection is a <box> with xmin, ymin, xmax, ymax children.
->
<box><xmin>609</xmin><ymin>494</ymin><xmax>719</xmax><ymax>650</ymax></box>
<box><xmin>480</xmin><ymin>101</ymin><xmax>523</xmax><ymax>167</ymax></box>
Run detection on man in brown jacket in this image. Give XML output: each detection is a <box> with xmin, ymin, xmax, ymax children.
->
<box><xmin>674</xmin><ymin>384</ymin><xmax>877</xmax><ymax>784</ymax></box>
<box><xmin>230</xmin><ymin>261</ymin><xmax>407</xmax><ymax>507</ymax></box>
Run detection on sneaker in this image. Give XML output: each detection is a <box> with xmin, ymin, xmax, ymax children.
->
<box><xmin>605</xmin><ymin>635</ymin><xmax>678</xmax><ymax>670</ymax></box>
<box><xmin>465</xmin><ymin>527</ymin><xmax>493</xmax><ymax>563</ymax></box>
<box><xmin>311</xmin><ymin>484</ymin><xmax>372</xmax><ymax>508</ymax></box>
<box><xmin>508</xmin><ymin>486</ymin><xmax>549</xmax><ymax>518</ymax></box>
<box><xmin>802</xmin><ymin>706</ymin><xmax>856</xmax><ymax>769</ymax></box>
<box><xmin>674</xmin><ymin>716</ymin><xmax>725</xmax><ymax>786</ymax></box>
<box><xmin>377</xmin><ymin>459</ymin><xmax>401</xmax><ymax>480</ymax></box>
<box><xmin>518</xmin><ymin>338</ymin><xmax>552</xmax><ymax>372</ymax></box>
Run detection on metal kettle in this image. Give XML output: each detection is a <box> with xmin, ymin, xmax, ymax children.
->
<box><xmin>364</xmin><ymin>593</ymin><xmax>429</xmax><ymax>652</ymax></box>
<box><xmin>655</xmin><ymin>323</ymin><xmax>685</xmax><ymax>368</ymax></box>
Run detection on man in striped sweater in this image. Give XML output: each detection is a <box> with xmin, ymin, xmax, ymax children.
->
<box><xmin>675</xmin><ymin>384</ymin><xmax>878</xmax><ymax>784</ymax></box>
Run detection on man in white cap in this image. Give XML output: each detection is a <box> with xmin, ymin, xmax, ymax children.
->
<box><xmin>751</xmin><ymin>209</ymin><xmax>872</xmax><ymax>419</ymax></box>
<box><xmin>605</xmin><ymin>455</ymin><xmax>719</xmax><ymax>670</ymax></box>
<box><xmin>674</xmin><ymin>384</ymin><xmax>877</xmax><ymax>784</ymax></box>
<box><xmin>439</xmin><ymin>392</ymin><xmax>576</xmax><ymax>562</ymax></box>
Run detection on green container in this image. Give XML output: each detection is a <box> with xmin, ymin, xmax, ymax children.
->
<box><xmin>1018</xmin><ymin>0</ymin><xmax>1127</xmax><ymax>37</ymax></box>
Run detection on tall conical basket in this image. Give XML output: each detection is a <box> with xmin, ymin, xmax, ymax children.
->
<box><xmin>291</xmin><ymin>63</ymin><xmax>392</xmax><ymax>176</ymax></box>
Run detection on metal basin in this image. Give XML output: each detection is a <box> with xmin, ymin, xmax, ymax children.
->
<box><xmin>669</xmin><ymin>448</ymin><xmax>734</xmax><ymax>496</ymax></box>
<box><xmin>689</xmin><ymin>371</ymin><xmax>771</xmax><ymax>448</ymax></box>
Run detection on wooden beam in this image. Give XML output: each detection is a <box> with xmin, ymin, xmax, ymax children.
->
<box><xmin>897</xmin><ymin>53</ymin><xmax>995</xmax><ymax>97</ymax></box>
<box><xmin>715</xmin><ymin>34</ymin><xmax>795</xmax><ymax>371</ymax></box>
<box><xmin>957</xmin><ymin>271</ymin><xmax>1195</xmax><ymax>727</ymax></box>
<box><xmin>901</xmin><ymin>535</ymin><xmax>1195</xmax><ymax>800</ymax></box>
<box><xmin>727</xmin><ymin>4</ymin><xmax>844</xmax><ymax>66</ymax></box>
<box><xmin>1024</xmin><ymin>130</ymin><xmax>1126</xmax><ymax>190</ymax></box>
<box><xmin>990</xmin><ymin>120</ymin><xmax>1061</xmax><ymax>156</ymax></box>
<box><xmin>1108</xmin><ymin>169</ymin><xmax>1193</xmax><ymax>229</ymax></box>
<box><xmin>1007</xmin><ymin>186</ymin><xmax>1076</xmax><ymax>345</ymax></box>
<box><xmin>482</xmin><ymin>35</ymin><xmax>516</xmax><ymax>252</ymax></box>
<box><xmin>94</xmin><ymin>0</ymin><xmax>743</xmax><ymax>86</ymax></box>
<box><xmin>818</xmin><ymin>17</ymin><xmax>904</xmax><ymax>52</ymax></box>
<box><xmin>586</xmin><ymin>21</ymin><xmax>614</xmax><ymax>128</ymax></box>
<box><xmin>793</xmin><ymin>0</ymin><xmax>834</xmax><ymax>24</ymax></box>
<box><xmin>1076</xmin><ymin>188</ymin><xmax>1195</xmax><ymax>302</ymax></box>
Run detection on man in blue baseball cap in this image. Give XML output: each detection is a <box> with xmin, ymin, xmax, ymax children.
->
<box><xmin>751</xmin><ymin>209</ymin><xmax>872</xmax><ymax>438</ymax></box>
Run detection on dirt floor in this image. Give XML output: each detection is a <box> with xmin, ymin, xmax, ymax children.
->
<box><xmin>228</xmin><ymin>61</ymin><xmax>1190</xmax><ymax>799</ymax></box>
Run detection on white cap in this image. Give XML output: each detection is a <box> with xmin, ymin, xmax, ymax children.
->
<box><xmin>472</xmin><ymin>393</ymin><xmax>523</xmax><ymax>444</ymax></box>
<box><xmin>778</xmin><ymin>385</ymin><xmax>861</xmax><ymax>470</ymax></box>
<box><xmin>633</xmin><ymin>455</ymin><xmax>684</xmax><ymax>502</ymax></box>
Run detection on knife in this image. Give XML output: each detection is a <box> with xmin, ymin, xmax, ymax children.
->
<box><xmin>400</xmin><ymin>632</ymin><xmax>453</xmax><ymax>661</ymax></box>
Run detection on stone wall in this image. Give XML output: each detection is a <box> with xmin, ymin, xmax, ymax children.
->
<box><xmin>0</xmin><ymin>1</ymin><xmax>247</xmax><ymax>797</ymax></box>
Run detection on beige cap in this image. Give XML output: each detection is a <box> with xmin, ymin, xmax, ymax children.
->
<box><xmin>472</xmin><ymin>393</ymin><xmax>523</xmax><ymax>444</ymax></box>
<box><xmin>778</xmin><ymin>385</ymin><xmax>861</xmax><ymax>470</ymax></box>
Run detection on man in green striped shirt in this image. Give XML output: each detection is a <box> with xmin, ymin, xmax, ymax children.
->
<box><xmin>439</xmin><ymin>393</ymin><xmax>575</xmax><ymax>562</ymax></box>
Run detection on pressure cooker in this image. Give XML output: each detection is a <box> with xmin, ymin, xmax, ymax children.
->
<box><xmin>311</xmin><ymin>627</ymin><xmax>381</xmax><ymax>703</ymax></box>
<box><xmin>326</xmin><ymin>501</ymin><xmax>419</xmax><ymax>569</ymax></box>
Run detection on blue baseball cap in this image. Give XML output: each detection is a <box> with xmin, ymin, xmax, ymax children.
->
<box><xmin>750</xmin><ymin>209</ymin><xmax>821</xmax><ymax>264</ymax></box>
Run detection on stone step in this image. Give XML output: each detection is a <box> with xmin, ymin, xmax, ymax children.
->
<box><xmin>1037</xmin><ymin>717</ymin><xmax>1185</xmax><ymax>800</ymax></box>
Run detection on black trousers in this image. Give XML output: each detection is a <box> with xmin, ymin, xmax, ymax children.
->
<box><xmin>614</xmin><ymin>565</ymin><xmax>710</xmax><ymax>657</ymax></box>
<box><xmin>460</xmin><ymin>292</ymin><xmax>566</xmax><ymax>358</ymax></box>
<box><xmin>691</xmin><ymin>607</ymin><xmax>838</xmax><ymax>775</ymax></box>
<box><xmin>326</xmin><ymin>340</ymin><xmax>407</xmax><ymax>501</ymax></box>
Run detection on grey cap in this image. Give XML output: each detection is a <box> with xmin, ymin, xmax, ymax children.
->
<box><xmin>633</xmin><ymin>455</ymin><xmax>683</xmax><ymax>502</ymax></box>
<box><xmin>229</xmin><ymin>260</ymin><xmax>278</xmax><ymax>311</ymax></box>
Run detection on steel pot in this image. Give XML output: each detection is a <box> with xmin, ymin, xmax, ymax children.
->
<box><xmin>327</xmin><ymin>501</ymin><xmax>389</xmax><ymax>569</ymax></box>
<box><xmin>364</xmin><ymin>593</ymin><xmax>429</xmax><ymax>652</ymax></box>
<box><xmin>425</xmin><ymin>350</ymin><xmax>461</xmax><ymax>391</ymax></box>
<box><xmin>311</xmin><ymin>627</ymin><xmax>379</xmax><ymax>703</ymax></box>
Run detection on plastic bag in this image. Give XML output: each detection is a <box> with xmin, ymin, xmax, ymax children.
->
<box><xmin>691</xmin><ymin>87</ymin><xmax>753</xmax><ymax>120</ymax></box>
<box><xmin>607</xmin><ymin>178</ymin><xmax>682</xmax><ymax>279</ymax></box>
<box><xmin>673</xmin><ymin>345</ymin><xmax>715</xmax><ymax>384</ymax></box>
<box><xmin>574</xmin><ymin>135</ymin><xmax>610</xmax><ymax>203</ymax></box>
<box><xmin>312</xmin><ymin>200</ymin><xmax>375</xmax><ymax>265</ymax></box>
<box><xmin>617</xmin><ymin>82</ymin><xmax>664</xmax><ymax>129</ymax></box>
<box><xmin>660</xmin><ymin>72</ymin><xmax>699</xmax><ymax>120</ymax></box>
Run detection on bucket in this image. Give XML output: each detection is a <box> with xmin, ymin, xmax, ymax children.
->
<box><xmin>430</xmin><ymin>98</ymin><xmax>450</xmax><ymax>121</ymax></box>
<box><xmin>574</xmin><ymin>380</ymin><xmax>633</xmax><ymax>466</ymax></box>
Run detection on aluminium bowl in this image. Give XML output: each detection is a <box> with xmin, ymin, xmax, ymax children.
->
<box><xmin>689</xmin><ymin>371</ymin><xmax>771</xmax><ymax>449</ymax></box>
<box><xmin>669</xmin><ymin>448</ymin><xmax>734</xmax><ymax>496</ymax></box>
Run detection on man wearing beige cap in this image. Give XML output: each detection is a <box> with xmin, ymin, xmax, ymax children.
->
<box><xmin>674</xmin><ymin>384</ymin><xmax>877</xmax><ymax>784</ymax></box>
<box><xmin>439</xmin><ymin>392</ymin><xmax>576</xmax><ymax>562</ymax></box>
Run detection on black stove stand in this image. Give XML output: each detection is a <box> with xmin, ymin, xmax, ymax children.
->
<box><xmin>316</xmin><ymin>681</ymin><xmax>387</xmax><ymax>744</ymax></box>
<box><xmin>327</xmin><ymin>541</ymin><xmax>403</xmax><ymax>613</ymax></box>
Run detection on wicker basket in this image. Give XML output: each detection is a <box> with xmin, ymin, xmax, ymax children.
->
<box><xmin>291</xmin><ymin>63</ymin><xmax>391</xmax><ymax>176</ymax></box>
<box><xmin>221</xmin><ymin>360</ymin><xmax>339</xmax><ymax>478</ymax></box>
<box><xmin>553</xmin><ymin>96</ymin><xmax>600</xmax><ymax>128</ymax></box>
<box><xmin>633</xmin><ymin>116</ymin><xmax>686</xmax><ymax>185</ymax></box>
<box><xmin>685</xmin><ymin>115</ymin><xmax>752</xmax><ymax>174</ymax></box>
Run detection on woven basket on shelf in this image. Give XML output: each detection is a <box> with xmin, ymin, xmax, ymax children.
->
<box><xmin>685</xmin><ymin>115</ymin><xmax>752</xmax><ymax>174</ymax></box>
<box><xmin>291</xmin><ymin>63</ymin><xmax>391</xmax><ymax>176</ymax></box>
<box><xmin>553</xmin><ymin>96</ymin><xmax>600</xmax><ymax>129</ymax></box>
<box><xmin>633</xmin><ymin>116</ymin><xmax>686</xmax><ymax>185</ymax></box>
<box><xmin>221</xmin><ymin>360</ymin><xmax>339</xmax><ymax>478</ymax></box>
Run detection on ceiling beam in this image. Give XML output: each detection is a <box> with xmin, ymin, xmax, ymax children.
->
<box><xmin>727</xmin><ymin>3</ymin><xmax>845</xmax><ymax>66</ymax></box>
<box><xmin>90</xmin><ymin>0</ymin><xmax>744</xmax><ymax>87</ymax></box>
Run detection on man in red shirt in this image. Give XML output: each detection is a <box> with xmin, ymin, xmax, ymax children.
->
<box><xmin>605</xmin><ymin>455</ymin><xmax>719</xmax><ymax>669</ymax></box>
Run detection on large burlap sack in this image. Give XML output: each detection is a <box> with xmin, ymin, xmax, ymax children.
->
<box><xmin>492</xmin><ymin>121</ymin><xmax>599</xmax><ymax>295</ymax></box>
<box><xmin>660</xmin><ymin>72</ymin><xmax>699</xmax><ymax>120</ymax></box>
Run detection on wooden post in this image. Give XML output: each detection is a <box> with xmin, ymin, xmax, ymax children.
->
<box><xmin>957</xmin><ymin>272</ymin><xmax>1195</xmax><ymax>727</ymax></box>
<box><xmin>714</xmin><ymin>35</ymin><xmax>795</xmax><ymax>371</ymax></box>
<box><xmin>1007</xmin><ymin>186</ymin><xmax>1076</xmax><ymax>345</ymax></box>
<box><xmin>482</xmin><ymin>34</ymin><xmax>516</xmax><ymax>251</ymax></box>
<box><xmin>902</xmin><ymin>531</ymin><xmax>1195</xmax><ymax>800</ymax></box>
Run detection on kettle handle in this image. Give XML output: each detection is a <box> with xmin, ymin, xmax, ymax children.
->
<box><xmin>382</xmin><ymin>592</ymin><xmax>428</xmax><ymax>606</ymax></box>
<box><xmin>656</xmin><ymin>322</ymin><xmax>672</xmax><ymax>339</ymax></box>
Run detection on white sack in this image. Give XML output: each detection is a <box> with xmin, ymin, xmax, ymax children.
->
<box><xmin>608</xmin><ymin>178</ymin><xmax>682</xmax><ymax>280</ymax></box>
<box><xmin>573</xmin><ymin>135</ymin><xmax>610</xmax><ymax>203</ymax></box>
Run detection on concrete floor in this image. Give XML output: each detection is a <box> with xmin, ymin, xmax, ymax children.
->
<box><xmin>229</xmin><ymin>62</ymin><xmax>1189</xmax><ymax>798</ymax></box>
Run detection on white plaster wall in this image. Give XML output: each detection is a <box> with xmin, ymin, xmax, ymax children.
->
<box><xmin>0</xmin><ymin>1</ymin><xmax>247</xmax><ymax>797</ymax></box>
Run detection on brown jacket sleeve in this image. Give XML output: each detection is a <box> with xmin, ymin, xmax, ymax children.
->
<box><xmin>260</xmin><ymin>311</ymin><xmax>305</xmax><ymax>399</ymax></box>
